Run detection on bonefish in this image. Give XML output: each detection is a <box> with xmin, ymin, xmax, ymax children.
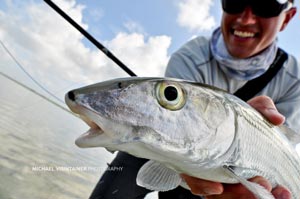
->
<box><xmin>65</xmin><ymin>77</ymin><xmax>300</xmax><ymax>199</ymax></box>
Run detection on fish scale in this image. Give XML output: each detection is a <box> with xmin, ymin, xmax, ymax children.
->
<box><xmin>231</xmin><ymin>104</ymin><xmax>300</xmax><ymax>196</ymax></box>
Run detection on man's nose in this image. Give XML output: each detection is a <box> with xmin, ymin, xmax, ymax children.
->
<box><xmin>237</xmin><ymin>6</ymin><xmax>257</xmax><ymax>25</ymax></box>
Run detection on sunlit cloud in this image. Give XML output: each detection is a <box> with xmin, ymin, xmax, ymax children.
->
<box><xmin>176</xmin><ymin>0</ymin><xmax>216</xmax><ymax>32</ymax></box>
<box><xmin>108</xmin><ymin>32</ymin><xmax>171</xmax><ymax>77</ymax></box>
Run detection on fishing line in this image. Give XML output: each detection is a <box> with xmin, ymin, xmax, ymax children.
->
<box><xmin>0</xmin><ymin>40</ymin><xmax>65</xmax><ymax>105</ymax></box>
<box><xmin>44</xmin><ymin>0</ymin><xmax>137</xmax><ymax>77</ymax></box>
<box><xmin>0</xmin><ymin>71</ymin><xmax>76</xmax><ymax>116</ymax></box>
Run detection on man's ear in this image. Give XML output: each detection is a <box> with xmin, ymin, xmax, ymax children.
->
<box><xmin>280</xmin><ymin>7</ymin><xmax>297</xmax><ymax>31</ymax></box>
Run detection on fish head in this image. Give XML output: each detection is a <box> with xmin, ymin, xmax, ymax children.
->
<box><xmin>65</xmin><ymin>77</ymin><xmax>235</xmax><ymax>164</ymax></box>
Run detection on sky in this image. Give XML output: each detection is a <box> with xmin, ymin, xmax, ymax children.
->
<box><xmin>1</xmin><ymin>0</ymin><xmax>299</xmax><ymax>100</ymax></box>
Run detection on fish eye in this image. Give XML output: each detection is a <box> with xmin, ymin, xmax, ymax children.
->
<box><xmin>156</xmin><ymin>82</ymin><xmax>186</xmax><ymax>111</ymax></box>
<box><xmin>164</xmin><ymin>86</ymin><xmax>178</xmax><ymax>101</ymax></box>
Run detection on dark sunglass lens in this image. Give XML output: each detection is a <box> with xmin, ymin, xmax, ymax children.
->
<box><xmin>222</xmin><ymin>0</ymin><xmax>246</xmax><ymax>14</ymax></box>
<box><xmin>253</xmin><ymin>0</ymin><xmax>288</xmax><ymax>18</ymax></box>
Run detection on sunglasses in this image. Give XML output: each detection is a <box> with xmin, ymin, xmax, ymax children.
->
<box><xmin>222</xmin><ymin>0</ymin><xmax>292</xmax><ymax>18</ymax></box>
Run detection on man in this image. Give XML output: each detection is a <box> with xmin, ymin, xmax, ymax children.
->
<box><xmin>90</xmin><ymin>0</ymin><xmax>299</xmax><ymax>198</ymax></box>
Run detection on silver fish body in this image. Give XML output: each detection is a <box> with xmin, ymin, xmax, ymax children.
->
<box><xmin>65</xmin><ymin>77</ymin><xmax>300</xmax><ymax>198</ymax></box>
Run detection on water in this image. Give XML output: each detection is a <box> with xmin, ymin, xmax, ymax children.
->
<box><xmin>0</xmin><ymin>74</ymin><xmax>157</xmax><ymax>199</ymax></box>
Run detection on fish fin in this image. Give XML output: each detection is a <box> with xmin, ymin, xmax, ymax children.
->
<box><xmin>105</xmin><ymin>147</ymin><xmax>116</xmax><ymax>154</ymax></box>
<box><xmin>278</xmin><ymin>125</ymin><xmax>300</xmax><ymax>147</ymax></box>
<box><xmin>136</xmin><ymin>160</ymin><xmax>182</xmax><ymax>191</ymax></box>
<box><xmin>222</xmin><ymin>165</ymin><xmax>275</xmax><ymax>199</ymax></box>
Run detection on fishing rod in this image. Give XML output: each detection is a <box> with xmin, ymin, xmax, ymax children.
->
<box><xmin>44</xmin><ymin>0</ymin><xmax>137</xmax><ymax>77</ymax></box>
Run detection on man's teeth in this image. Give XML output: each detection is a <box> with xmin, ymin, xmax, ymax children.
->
<box><xmin>234</xmin><ymin>30</ymin><xmax>255</xmax><ymax>38</ymax></box>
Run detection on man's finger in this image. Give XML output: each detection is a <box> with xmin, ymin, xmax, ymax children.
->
<box><xmin>247</xmin><ymin>95</ymin><xmax>285</xmax><ymax>125</ymax></box>
<box><xmin>271</xmin><ymin>185</ymin><xmax>292</xmax><ymax>199</ymax></box>
<box><xmin>180</xmin><ymin>174</ymin><xmax>223</xmax><ymax>196</ymax></box>
<box><xmin>204</xmin><ymin>176</ymin><xmax>272</xmax><ymax>199</ymax></box>
<box><xmin>249</xmin><ymin>176</ymin><xmax>272</xmax><ymax>191</ymax></box>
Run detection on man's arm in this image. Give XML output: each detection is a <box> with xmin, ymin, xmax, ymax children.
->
<box><xmin>181</xmin><ymin>96</ymin><xmax>292</xmax><ymax>199</ymax></box>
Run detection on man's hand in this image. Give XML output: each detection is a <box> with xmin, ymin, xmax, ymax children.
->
<box><xmin>181</xmin><ymin>96</ymin><xmax>291</xmax><ymax>199</ymax></box>
<box><xmin>181</xmin><ymin>175</ymin><xmax>292</xmax><ymax>199</ymax></box>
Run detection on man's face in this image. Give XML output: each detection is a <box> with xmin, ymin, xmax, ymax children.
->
<box><xmin>221</xmin><ymin>5</ymin><xmax>295</xmax><ymax>59</ymax></box>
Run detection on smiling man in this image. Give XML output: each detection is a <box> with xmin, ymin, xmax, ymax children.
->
<box><xmin>221</xmin><ymin>0</ymin><xmax>294</xmax><ymax>59</ymax></box>
<box><xmin>90</xmin><ymin>0</ymin><xmax>299</xmax><ymax>198</ymax></box>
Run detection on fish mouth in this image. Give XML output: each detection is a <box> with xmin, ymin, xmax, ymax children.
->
<box><xmin>65</xmin><ymin>94</ymin><xmax>113</xmax><ymax>148</ymax></box>
<box><xmin>75</xmin><ymin>112</ymin><xmax>111</xmax><ymax>148</ymax></box>
<box><xmin>77</xmin><ymin>115</ymin><xmax>104</xmax><ymax>140</ymax></box>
